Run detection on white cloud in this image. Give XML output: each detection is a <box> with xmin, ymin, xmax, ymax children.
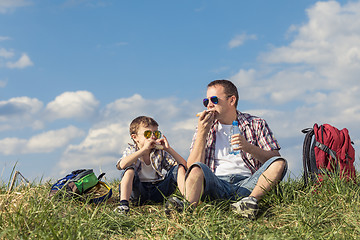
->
<box><xmin>57</xmin><ymin>123</ymin><xmax>130</xmax><ymax>176</ymax></box>
<box><xmin>54</xmin><ymin>94</ymin><xmax>199</xmax><ymax>178</ymax></box>
<box><xmin>0</xmin><ymin>126</ymin><xmax>84</xmax><ymax>155</ymax></box>
<box><xmin>45</xmin><ymin>91</ymin><xmax>99</xmax><ymax>121</ymax></box>
<box><xmin>228</xmin><ymin>1</ymin><xmax>360</xmax><ymax>177</ymax></box>
<box><xmin>0</xmin><ymin>96</ymin><xmax>46</xmax><ymax>131</ymax></box>
<box><xmin>228</xmin><ymin>33</ymin><xmax>257</xmax><ymax>49</ymax></box>
<box><xmin>0</xmin><ymin>48</ymin><xmax>14</xmax><ymax>58</ymax></box>
<box><xmin>0</xmin><ymin>0</ymin><xmax>32</xmax><ymax>14</ymax></box>
<box><xmin>26</xmin><ymin>126</ymin><xmax>85</xmax><ymax>153</ymax></box>
<box><xmin>0</xmin><ymin>79</ymin><xmax>7</xmax><ymax>88</ymax></box>
<box><xmin>6</xmin><ymin>53</ymin><xmax>34</xmax><ymax>69</ymax></box>
<box><xmin>0</xmin><ymin>36</ymin><xmax>11</xmax><ymax>41</ymax></box>
<box><xmin>0</xmin><ymin>96</ymin><xmax>43</xmax><ymax>121</ymax></box>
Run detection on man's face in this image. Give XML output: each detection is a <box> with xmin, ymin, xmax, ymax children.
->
<box><xmin>205</xmin><ymin>85</ymin><xmax>233</xmax><ymax>121</ymax></box>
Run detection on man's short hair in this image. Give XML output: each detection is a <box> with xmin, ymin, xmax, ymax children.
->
<box><xmin>208</xmin><ymin>79</ymin><xmax>239</xmax><ymax>108</ymax></box>
<box><xmin>130</xmin><ymin>116</ymin><xmax>159</xmax><ymax>135</ymax></box>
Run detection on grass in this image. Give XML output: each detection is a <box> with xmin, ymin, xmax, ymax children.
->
<box><xmin>1</xmin><ymin>174</ymin><xmax>360</xmax><ymax>239</ymax></box>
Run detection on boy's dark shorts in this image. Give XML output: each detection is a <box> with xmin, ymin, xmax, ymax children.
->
<box><xmin>119</xmin><ymin>165</ymin><xmax>180</xmax><ymax>205</ymax></box>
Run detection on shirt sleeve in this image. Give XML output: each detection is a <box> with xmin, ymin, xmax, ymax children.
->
<box><xmin>116</xmin><ymin>144</ymin><xmax>137</xmax><ymax>169</ymax></box>
<box><xmin>161</xmin><ymin>151</ymin><xmax>177</xmax><ymax>171</ymax></box>
<box><xmin>254</xmin><ymin>120</ymin><xmax>281</xmax><ymax>151</ymax></box>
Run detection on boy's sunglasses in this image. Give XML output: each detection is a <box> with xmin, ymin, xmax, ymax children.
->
<box><xmin>144</xmin><ymin>130</ymin><xmax>162</xmax><ymax>139</ymax></box>
<box><xmin>203</xmin><ymin>96</ymin><xmax>218</xmax><ymax>107</ymax></box>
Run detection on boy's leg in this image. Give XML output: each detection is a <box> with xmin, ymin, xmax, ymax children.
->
<box><xmin>177</xmin><ymin>164</ymin><xmax>186</xmax><ymax>196</ymax></box>
<box><xmin>115</xmin><ymin>168</ymin><xmax>135</xmax><ymax>214</ymax></box>
<box><xmin>120</xmin><ymin>168</ymin><xmax>135</xmax><ymax>201</ymax></box>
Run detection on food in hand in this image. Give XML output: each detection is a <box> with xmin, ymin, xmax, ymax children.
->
<box><xmin>155</xmin><ymin>144</ymin><xmax>164</xmax><ymax>149</ymax></box>
<box><xmin>196</xmin><ymin>110</ymin><xmax>213</xmax><ymax>117</ymax></box>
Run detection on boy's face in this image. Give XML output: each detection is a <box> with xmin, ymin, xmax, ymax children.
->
<box><xmin>131</xmin><ymin>124</ymin><xmax>160</xmax><ymax>149</ymax></box>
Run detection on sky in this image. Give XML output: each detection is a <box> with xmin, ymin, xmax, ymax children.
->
<box><xmin>1</xmin><ymin>0</ymin><xmax>360</xmax><ymax>184</ymax></box>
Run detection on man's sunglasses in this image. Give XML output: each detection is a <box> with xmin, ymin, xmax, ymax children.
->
<box><xmin>203</xmin><ymin>96</ymin><xmax>219</xmax><ymax>107</ymax></box>
<box><xmin>144</xmin><ymin>130</ymin><xmax>162</xmax><ymax>139</ymax></box>
<box><xmin>203</xmin><ymin>95</ymin><xmax>233</xmax><ymax>107</ymax></box>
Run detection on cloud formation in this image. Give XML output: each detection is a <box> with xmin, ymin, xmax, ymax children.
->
<box><xmin>6</xmin><ymin>53</ymin><xmax>34</xmax><ymax>69</ymax></box>
<box><xmin>0</xmin><ymin>0</ymin><xmax>32</xmax><ymax>14</ymax></box>
<box><xmin>45</xmin><ymin>91</ymin><xmax>99</xmax><ymax>121</ymax></box>
<box><xmin>228</xmin><ymin>33</ymin><xmax>257</xmax><ymax>49</ymax></box>
<box><xmin>2</xmin><ymin>1</ymin><xmax>360</xmax><ymax>181</ymax></box>
<box><xmin>0</xmin><ymin>126</ymin><xmax>84</xmax><ymax>155</ymax></box>
<box><xmin>230</xmin><ymin>1</ymin><xmax>360</xmax><ymax>176</ymax></box>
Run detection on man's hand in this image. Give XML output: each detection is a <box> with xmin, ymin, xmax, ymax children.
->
<box><xmin>231</xmin><ymin>134</ymin><xmax>281</xmax><ymax>164</ymax></box>
<box><xmin>198</xmin><ymin>110</ymin><xmax>215</xmax><ymax>134</ymax></box>
<box><xmin>230</xmin><ymin>134</ymin><xmax>251</xmax><ymax>152</ymax></box>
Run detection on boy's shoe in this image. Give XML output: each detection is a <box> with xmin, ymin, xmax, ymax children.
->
<box><xmin>113</xmin><ymin>205</ymin><xmax>130</xmax><ymax>214</ymax></box>
<box><xmin>231</xmin><ymin>196</ymin><xmax>259</xmax><ymax>220</ymax></box>
<box><xmin>164</xmin><ymin>196</ymin><xmax>185</xmax><ymax>214</ymax></box>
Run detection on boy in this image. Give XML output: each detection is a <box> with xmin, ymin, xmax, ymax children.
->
<box><xmin>114</xmin><ymin>116</ymin><xmax>187</xmax><ymax>214</ymax></box>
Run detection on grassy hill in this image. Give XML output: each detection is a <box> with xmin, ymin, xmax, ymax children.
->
<box><xmin>1</xmin><ymin>174</ymin><xmax>360</xmax><ymax>239</ymax></box>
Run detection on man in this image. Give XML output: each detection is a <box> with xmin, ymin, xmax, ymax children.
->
<box><xmin>184</xmin><ymin>79</ymin><xmax>287</xmax><ymax>219</ymax></box>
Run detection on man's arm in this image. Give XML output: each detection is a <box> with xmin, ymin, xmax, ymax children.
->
<box><xmin>186</xmin><ymin>111</ymin><xmax>215</xmax><ymax>168</ymax></box>
<box><xmin>231</xmin><ymin>134</ymin><xmax>281</xmax><ymax>164</ymax></box>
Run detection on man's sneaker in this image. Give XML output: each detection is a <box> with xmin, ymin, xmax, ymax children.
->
<box><xmin>164</xmin><ymin>196</ymin><xmax>185</xmax><ymax>214</ymax></box>
<box><xmin>114</xmin><ymin>205</ymin><xmax>130</xmax><ymax>214</ymax></box>
<box><xmin>231</xmin><ymin>196</ymin><xmax>259</xmax><ymax>220</ymax></box>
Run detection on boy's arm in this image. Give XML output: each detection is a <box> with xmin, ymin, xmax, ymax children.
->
<box><xmin>165</xmin><ymin>147</ymin><xmax>187</xmax><ymax>167</ymax></box>
<box><xmin>117</xmin><ymin>148</ymin><xmax>146</xmax><ymax>170</ymax></box>
<box><xmin>159</xmin><ymin>135</ymin><xmax>187</xmax><ymax>167</ymax></box>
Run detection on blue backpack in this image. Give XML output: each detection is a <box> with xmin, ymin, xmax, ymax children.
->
<box><xmin>49</xmin><ymin>169</ymin><xmax>112</xmax><ymax>204</ymax></box>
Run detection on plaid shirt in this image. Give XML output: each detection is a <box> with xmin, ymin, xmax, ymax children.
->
<box><xmin>190</xmin><ymin>111</ymin><xmax>280</xmax><ymax>174</ymax></box>
<box><xmin>117</xmin><ymin>143</ymin><xmax>177</xmax><ymax>181</ymax></box>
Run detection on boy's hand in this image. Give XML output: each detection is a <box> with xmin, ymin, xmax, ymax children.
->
<box><xmin>156</xmin><ymin>135</ymin><xmax>170</xmax><ymax>150</ymax></box>
<box><xmin>142</xmin><ymin>138</ymin><xmax>157</xmax><ymax>151</ymax></box>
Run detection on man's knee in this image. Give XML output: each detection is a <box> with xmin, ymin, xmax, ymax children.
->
<box><xmin>186</xmin><ymin>165</ymin><xmax>204</xmax><ymax>181</ymax></box>
<box><xmin>267</xmin><ymin>157</ymin><xmax>287</xmax><ymax>179</ymax></box>
<box><xmin>272</xmin><ymin>158</ymin><xmax>287</xmax><ymax>171</ymax></box>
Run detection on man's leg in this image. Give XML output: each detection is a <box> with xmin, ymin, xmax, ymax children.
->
<box><xmin>184</xmin><ymin>165</ymin><xmax>204</xmax><ymax>206</ymax></box>
<box><xmin>232</xmin><ymin>157</ymin><xmax>287</xmax><ymax>219</ymax></box>
<box><xmin>177</xmin><ymin>164</ymin><xmax>187</xmax><ymax>196</ymax></box>
<box><xmin>250</xmin><ymin>158</ymin><xmax>287</xmax><ymax>200</ymax></box>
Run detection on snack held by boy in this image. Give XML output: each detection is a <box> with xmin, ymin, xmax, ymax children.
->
<box><xmin>114</xmin><ymin>116</ymin><xmax>186</xmax><ymax>214</ymax></box>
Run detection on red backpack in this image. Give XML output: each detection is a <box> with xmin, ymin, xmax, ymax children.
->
<box><xmin>302</xmin><ymin>123</ymin><xmax>356</xmax><ymax>185</ymax></box>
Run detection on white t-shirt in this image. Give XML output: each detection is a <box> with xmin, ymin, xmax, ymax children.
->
<box><xmin>214</xmin><ymin>122</ymin><xmax>252</xmax><ymax>177</ymax></box>
<box><xmin>138</xmin><ymin>162</ymin><xmax>158</xmax><ymax>182</ymax></box>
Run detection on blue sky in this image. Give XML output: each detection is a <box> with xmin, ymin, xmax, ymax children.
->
<box><xmin>1</xmin><ymin>0</ymin><xmax>359</xmax><ymax>183</ymax></box>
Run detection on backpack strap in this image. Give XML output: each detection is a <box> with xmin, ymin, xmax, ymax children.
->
<box><xmin>314</xmin><ymin>141</ymin><xmax>337</xmax><ymax>160</ymax></box>
<box><xmin>98</xmin><ymin>172</ymin><xmax>106</xmax><ymax>180</ymax></box>
<box><xmin>302</xmin><ymin>127</ymin><xmax>315</xmax><ymax>186</ymax></box>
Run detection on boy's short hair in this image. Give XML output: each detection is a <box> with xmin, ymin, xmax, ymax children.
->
<box><xmin>130</xmin><ymin>116</ymin><xmax>159</xmax><ymax>135</ymax></box>
<box><xmin>208</xmin><ymin>79</ymin><xmax>239</xmax><ymax>108</ymax></box>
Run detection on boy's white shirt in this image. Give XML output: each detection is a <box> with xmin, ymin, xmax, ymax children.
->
<box><xmin>214</xmin><ymin>122</ymin><xmax>252</xmax><ymax>177</ymax></box>
<box><xmin>138</xmin><ymin>161</ymin><xmax>158</xmax><ymax>182</ymax></box>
